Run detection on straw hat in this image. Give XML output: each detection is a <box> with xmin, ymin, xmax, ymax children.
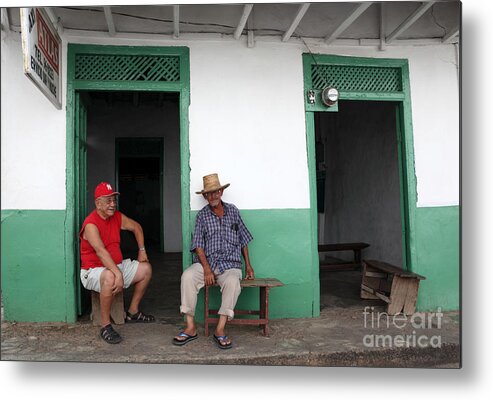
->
<box><xmin>195</xmin><ymin>173</ymin><xmax>230</xmax><ymax>194</ymax></box>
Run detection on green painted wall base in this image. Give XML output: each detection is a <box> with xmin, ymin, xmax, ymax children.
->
<box><xmin>413</xmin><ymin>206</ymin><xmax>460</xmax><ymax>312</ymax></box>
<box><xmin>1</xmin><ymin>210</ymin><xmax>73</xmax><ymax>322</ymax></box>
<box><xmin>0</xmin><ymin>205</ymin><xmax>458</xmax><ymax>323</ymax></box>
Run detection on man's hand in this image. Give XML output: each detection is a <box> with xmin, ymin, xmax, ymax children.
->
<box><xmin>241</xmin><ymin>246</ymin><xmax>254</xmax><ymax>279</ymax></box>
<box><xmin>112</xmin><ymin>270</ymin><xmax>124</xmax><ymax>295</ymax></box>
<box><xmin>195</xmin><ymin>247</ymin><xmax>215</xmax><ymax>286</ymax></box>
<box><xmin>245</xmin><ymin>265</ymin><xmax>255</xmax><ymax>280</ymax></box>
<box><xmin>204</xmin><ymin>266</ymin><xmax>216</xmax><ymax>286</ymax></box>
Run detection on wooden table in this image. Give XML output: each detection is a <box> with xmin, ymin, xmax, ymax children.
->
<box><xmin>204</xmin><ymin>278</ymin><xmax>284</xmax><ymax>336</ymax></box>
<box><xmin>361</xmin><ymin>259</ymin><xmax>426</xmax><ymax>315</ymax></box>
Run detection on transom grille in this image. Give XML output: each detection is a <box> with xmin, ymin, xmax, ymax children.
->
<box><xmin>311</xmin><ymin>64</ymin><xmax>402</xmax><ymax>92</ymax></box>
<box><xmin>75</xmin><ymin>54</ymin><xmax>180</xmax><ymax>82</ymax></box>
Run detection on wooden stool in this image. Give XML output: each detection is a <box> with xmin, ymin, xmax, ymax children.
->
<box><xmin>90</xmin><ymin>291</ymin><xmax>125</xmax><ymax>326</ymax></box>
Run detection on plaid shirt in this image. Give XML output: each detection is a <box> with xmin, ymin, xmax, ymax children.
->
<box><xmin>191</xmin><ymin>202</ymin><xmax>253</xmax><ymax>275</ymax></box>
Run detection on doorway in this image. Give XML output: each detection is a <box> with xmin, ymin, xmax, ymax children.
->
<box><xmin>315</xmin><ymin>100</ymin><xmax>404</xmax><ymax>310</ymax></box>
<box><xmin>303</xmin><ymin>54</ymin><xmax>416</xmax><ymax>314</ymax></box>
<box><xmin>316</xmin><ymin>100</ymin><xmax>403</xmax><ymax>266</ymax></box>
<box><xmin>66</xmin><ymin>44</ymin><xmax>190</xmax><ymax>321</ymax></box>
<box><xmin>84</xmin><ymin>91</ymin><xmax>182</xmax><ymax>254</ymax></box>
<box><xmin>77</xmin><ymin>90</ymin><xmax>183</xmax><ymax>317</ymax></box>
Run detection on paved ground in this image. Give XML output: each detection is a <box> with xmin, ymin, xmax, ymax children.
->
<box><xmin>1</xmin><ymin>252</ymin><xmax>460</xmax><ymax>367</ymax></box>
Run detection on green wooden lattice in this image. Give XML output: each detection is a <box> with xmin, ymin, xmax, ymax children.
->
<box><xmin>75</xmin><ymin>54</ymin><xmax>180</xmax><ymax>82</ymax></box>
<box><xmin>311</xmin><ymin>64</ymin><xmax>402</xmax><ymax>92</ymax></box>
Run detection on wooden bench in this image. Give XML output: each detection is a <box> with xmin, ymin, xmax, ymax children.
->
<box><xmin>361</xmin><ymin>259</ymin><xmax>426</xmax><ymax>315</ymax></box>
<box><xmin>204</xmin><ymin>278</ymin><xmax>284</xmax><ymax>337</ymax></box>
<box><xmin>318</xmin><ymin>242</ymin><xmax>370</xmax><ymax>271</ymax></box>
<box><xmin>90</xmin><ymin>291</ymin><xmax>125</xmax><ymax>326</ymax></box>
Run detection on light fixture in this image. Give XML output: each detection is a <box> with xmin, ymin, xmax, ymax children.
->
<box><xmin>321</xmin><ymin>87</ymin><xmax>339</xmax><ymax>107</ymax></box>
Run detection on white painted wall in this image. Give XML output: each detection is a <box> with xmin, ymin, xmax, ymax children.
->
<box><xmin>188</xmin><ymin>41</ymin><xmax>309</xmax><ymax>210</ymax></box>
<box><xmin>406</xmin><ymin>45</ymin><xmax>460</xmax><ymax>207</ymax></box>
<box><xmin>1</xmin><ymin>31</ymin><xmax>459</xmax><ymax>211</ymax></box>
<box><xmin>1</xmin><ymin>33</ymin><xmax>67</xmax><ymax>210</ymax></box>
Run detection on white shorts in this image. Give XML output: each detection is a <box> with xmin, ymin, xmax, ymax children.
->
<box><xmin>80</xmin><ymin>258</ymin><xmax>140</xmax><ymax>293</ymax></box>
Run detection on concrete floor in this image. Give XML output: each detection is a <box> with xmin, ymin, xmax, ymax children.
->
<box><xmin>1</xmin><ymin>250</ymin><xmax>460</xmax><ymax>367</ymax></box>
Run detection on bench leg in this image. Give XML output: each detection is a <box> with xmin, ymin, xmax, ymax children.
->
<box><xmin>204</xmin><ymin>285</ymin><xmax>210</xmax><ymax>336</ymax></box>
<box><xmin>354</xmin><ymin>249</ymin><xmax>362</xmax><ymax>265</ymax></box>
<box><xmin>260</xmin><ymin>287</ymin><xmax>270</xmax><ymax>336</ymax></box>
<box><xmin>403</xmin><ymin>279</ymin><xmax>420</xmax><ymax>315</ymax></box>
<box><xmin>360</xmin><ymin>264</ymin><xmax>382</xmax><ymax>300</ymax></box>
<box><xmin>388</xmin><ymin>276</ymin><xmax>419</xmax><ymax>315</ymax></box>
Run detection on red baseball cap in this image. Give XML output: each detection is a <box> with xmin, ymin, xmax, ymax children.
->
<box><xmin>94</xmin><ymin>182</ymin><xmax>120</xmax><ymax>199</ymax></box>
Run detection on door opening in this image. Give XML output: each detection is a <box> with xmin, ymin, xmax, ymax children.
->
<box><xmin>67</xmin><ymin>44</ymin><xmax>191</xmax><ymax>323</ymax></box>
<box><xmin>315</xmin><ymin>100</ymin><xmax>404</xmax><ymax>309</ymax></box>
<box><xmin>78</xmin><ymin>90</ymin><xmax>183</xmax><ymax>318</ymax></box>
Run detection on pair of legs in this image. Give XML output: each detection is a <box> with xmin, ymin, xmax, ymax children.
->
<box><xmin>99</xmin><ymin>261</ymin><xmax>153</xmax><ymax>327</ymax></box>
<box><xmin>81</xmin><ymin>259</ymin><xmax>153</xmax><ymax>327</ymax></box>
<box><xmin>175</xmin><ymin>263</ymin><xmax>242</xmax><ymax>347</ymax></box>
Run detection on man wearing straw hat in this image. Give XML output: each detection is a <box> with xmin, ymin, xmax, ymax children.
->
<box><xmin>173</xmin><ymin>173</ymin><xmax>255</xmax><ymax>349</ymax></box>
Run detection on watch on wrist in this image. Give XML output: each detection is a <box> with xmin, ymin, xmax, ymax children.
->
<box><xmin>139</xmin><ymin>247</ymin><xmax>146</xmax><ymax>251</ymax></box>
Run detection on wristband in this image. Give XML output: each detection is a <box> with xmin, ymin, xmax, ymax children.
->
<box><xmin>139</xmin><ymin>247</ymin><xmax>146</xmax><ymax>251</ymax></box>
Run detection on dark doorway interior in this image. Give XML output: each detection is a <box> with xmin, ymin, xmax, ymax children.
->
<box><xmin>315</xmin><ymin>100</ymin><xmax>404</xmax><ymax>310</ymax></box>
<box><xmin>117</xmin><ymin>138</ymin><xmax>163</xmax><ymax>254</ymax></box>
<box><xmin>85</xmin><ymin>90</ymin><xmax>182</xmax><ymax>255</ymax></box>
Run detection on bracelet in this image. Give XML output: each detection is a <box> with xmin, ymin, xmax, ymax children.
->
<box><xmin>139</xmin><ymin>247</ymin><xmax>146</xmax><ymax>251</ymax></box>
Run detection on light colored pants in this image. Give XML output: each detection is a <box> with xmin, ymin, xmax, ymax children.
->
<box><xmin>180</xmin><ymin>263</ymin><xmax>242</xmax><ymax>320</ymax></box>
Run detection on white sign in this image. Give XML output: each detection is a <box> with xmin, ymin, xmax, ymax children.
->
<box><xmin>20</xmin><ymin>8</ymin><xmax>62</xmax><ymax>109</ymax></box>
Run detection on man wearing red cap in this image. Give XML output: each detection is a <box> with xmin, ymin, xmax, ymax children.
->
<box><xmin>80</xmin><ymin>182</ymin><xmax>155</xmax><ymax>344</ymax></box>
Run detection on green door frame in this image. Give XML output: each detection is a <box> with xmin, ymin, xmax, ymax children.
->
<box><xmin>65</xmin><ymin>44</ymin><xmax>190</xmax><ymax>321</ymax></box>
<box><xmin>115</xmin><ymin>137</ymin><xmax>165</xmax><ymax>252</ymax></box>
<box><xmin>74</xmin><ymin>92</ymin><xmax>88</xmax><ymax>315</ymax></box>
<box><xmin>303</xmin><ymin>54</ymin><xmax>418</xmax><ymax>279</ymax></box>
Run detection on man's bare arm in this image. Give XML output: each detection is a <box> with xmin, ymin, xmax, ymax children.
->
<box><xmin>241</xmin><ymin>246</ymin><xmax>255</xmax><ymax>279</ymax></box>
<box><xmin>195</xmin><ymin>247</ymin><xmax>215</xmax><ymax>286</ymax></box>
<box><xmin>121</xmin><ymin>213</ymin><xmax>148</xmax><ymax>262</ymax></box>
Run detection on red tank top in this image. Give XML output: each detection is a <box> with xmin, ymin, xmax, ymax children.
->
<box><xmin>79</xmin><ymin>210</ymin><xmax>123</xmax><ymax>270</ymax></box>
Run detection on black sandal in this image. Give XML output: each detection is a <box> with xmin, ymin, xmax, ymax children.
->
<box><xmin>213</xmin><ymin>334</ymin><xmax>233</xmax><ymax>350</ymax></box>
<box><xmin>100</xmin><ymin>324</ymin><xmax>122</xmax><ymax>344</ymax></box>
<box><xmin>125</xmin><ymin>310</ymin><xmax>155</xmax><ymax>323</ymax></box>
